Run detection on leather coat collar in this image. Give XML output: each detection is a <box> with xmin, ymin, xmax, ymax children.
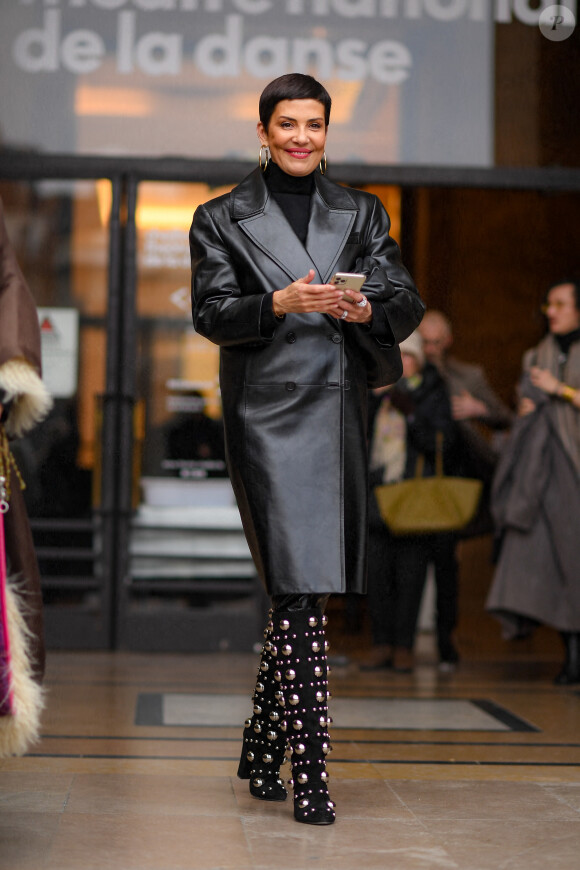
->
<box><xmin>230</xmin><ymin>167</ymin><xmax>359</xmax><ymax>284</ymax></box>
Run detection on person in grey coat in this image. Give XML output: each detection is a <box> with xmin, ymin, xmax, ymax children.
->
<box><xmin>190</xmin><ymin>73</ymin><xmax>423</xmax><ymax>825</ymax></box>
<box><xmin>486</xmin><ymin>280</ymin><xmax>580</xmax><ymax>685</ymax></box>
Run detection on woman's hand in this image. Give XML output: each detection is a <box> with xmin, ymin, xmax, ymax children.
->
<box><xmin>529</xmin><ymin>366</ymin><xmax>559</xmax><ymax>395</ymax></box>
<box><xmin>529</xmin><ymin>366</ymin><xmax>580</xmax><ymax>409</ymax></box>
<box><xmin>337</xmin><ymin>288</ymin><xmax>373</xmax><ymax>324</ymax></box>
<box><xmin>273</xmin><ymin>270</ymin><xmax>341</xmax><ymax>316</ymax></box>
<box><xmin>273</xmin><ymin>269</ymin><xmax>372</xmax><ymax>324</ymax></box>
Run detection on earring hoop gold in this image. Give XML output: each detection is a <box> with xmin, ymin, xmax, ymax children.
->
<box><xmin>319</xmin><ymin>152</ymin><xmax>327</xmax><ymax>175</ymax></box>
<box><xmin>259</xmin><ymin>144</ymin><xmax>269</xmax><ymax>172</ymax></box>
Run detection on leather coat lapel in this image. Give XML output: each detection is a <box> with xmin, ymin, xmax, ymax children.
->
<box><xmin>306</xmin><ymin>184</ymin><xmax>356</xmax><ymax>283</ymax></box>
<box><xmin>231</xmin><ymin>168</ymin><xmax>358</xmax><ymax>284</ymax></box>
<box><xmin>238</xmin><ymin>196</ymin><xmax>316</xmax><ymax>282</ymax></box>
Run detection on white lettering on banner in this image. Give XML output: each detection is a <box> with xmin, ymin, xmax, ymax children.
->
<box><xmin>291</xmin><ymin>38</ymin><xmax>334</xmax><ymax>79</ymax></box>
<box><xmin>512</xmin><ymin>0</ymin><xmax>554</xmax><ymax>24</ymax></box>
<box><xmin>194</xmin><ymin>13</ymin><xmax>241</xmax><ymax>75</ymax></box>
<box><xmin>332</xmin><ymin>0</ymin><xmax>376</xmax><ymax>16</ymax></box>
<box><xmin>467</xmin><ymin>0</ymin><xmax>486</xmax><ymax>20</ymax></box>
<box><xmin>135</xmin><ymin>29</ymin><xmax>182</xmax><ymax>73</ymax></box>
<box><xmin>13</xmin><ymin>8</ymin><xmax>107</xmax><ymax>73</ymax></box>
<box><xmin>423</xmin><ymin>0</ymin><xmax>469</xmax><ymax>21</ymax></box>
<box><xmin>194</xmin><ymin>14</ymin><xmax>413</xmax><ymax>81</ymax></box>
<box><xmin>369</xmin><ymin>40</ymin><xmax>412</xmax><ymax>83</ymax></box>
<box><xmin>11</xmin><ymin>0</ymin><xmax>578</xmax><ymax>80</ymax></box>
<box><xmin>117</xmin><ymin>9</ymin><xmax>135</xmax><ymax>70</ymax></box>
<box><xmin>13</xmin><ymin>9</ymin><xmax>60</xmax><ymax>72</ymax></box>
<box><xmin>335</xmin><ymin>38</ymin><xmax>367</xmax><ymax>79</ymax></box>
<box><xmin>61</xmin><ymin>27</ymin><xmax>106</xmax><ymax>71</ymax></box>
<box><xmin>14</xmin><ymin>0</ymin><xmax>578</xmax><ymax>21</ymax></box>
<box><xmin>20</xmin><ymin>0</ymin><xmax>270</xmax><ymax>8</ymax></box>
<box><xmin>118</xmin><ymin>10</ymin><xmax>184</xmax><ymax>73</ymax></box>
<box><xmin>244</xmin><ymin>34</ymin><xmax>288</xmax><ymax>77</ymax></box>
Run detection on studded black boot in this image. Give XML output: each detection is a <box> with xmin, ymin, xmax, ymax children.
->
<box><xmin>237</xmin><ymin>613</ymin><xmax>288</xmax><ymax>801</ymax></box>
<box><xmin>273</xmin><ymin>608</ymin><xmax>336</xmax><ymax>826</ymax></box>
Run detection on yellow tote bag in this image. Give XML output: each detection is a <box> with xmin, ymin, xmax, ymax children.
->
<box><xmin>374</xmin><ymin>433</ymin><xmax>483</xmax><ymax>536</ymax></box>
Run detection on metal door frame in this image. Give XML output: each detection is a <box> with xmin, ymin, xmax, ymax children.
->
<box><xmin>1</xmin><ymin>151</ymin><xmax>579</xmax><ymax>649</ymax></box>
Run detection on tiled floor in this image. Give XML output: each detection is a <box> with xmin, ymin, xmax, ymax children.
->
<box><xmin>1</xmin><ymin>637</ymin><xmax>580</xmax><ymax>870</ymax></box>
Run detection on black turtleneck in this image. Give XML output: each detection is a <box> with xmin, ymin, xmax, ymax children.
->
<box><xmin>555</xmin><ymin>327</ymin><xmax>580</xmax><ymax>357</ymax></box>
<box><xmin>265</xmin><ymin>162</ymin><xmax>314</xmax><ymax>244</ymax></box>
<box><xmin>257</xmin><ymin>161</ymin><xmax>388</xmax><ymax>342</ymax></box>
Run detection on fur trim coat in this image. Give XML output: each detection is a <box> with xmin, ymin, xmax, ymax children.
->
<box><xmin>0</xmin><ymin>196</ymin><xmax>52</xmax><ymax>756</ymax></box>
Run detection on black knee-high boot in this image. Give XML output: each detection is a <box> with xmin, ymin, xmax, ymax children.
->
<box><xmin>273</xmin><ymin>608</ymin><xmax>336</xmax><ymax>826</ymax></box>
<box><xmin>554</xmin><ymin>632</ymin><xmax>580</xmax><ymax>685</ymax></box>
<box><xmin>237</xmin><ymin>613</ymin><xmax>288</xmax><ymax>801</ymax></box>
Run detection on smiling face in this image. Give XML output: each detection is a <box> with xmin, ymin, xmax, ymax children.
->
<box><xmin>257</xmin><ymin>99</ymin><xmax>327</xmax><ymax>177</ymax></box>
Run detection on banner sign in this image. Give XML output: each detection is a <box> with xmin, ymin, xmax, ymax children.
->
<box><xmin>1</xmin><ymin>1</ymin><xmax>576</xmax><ymax>166</ymax></box>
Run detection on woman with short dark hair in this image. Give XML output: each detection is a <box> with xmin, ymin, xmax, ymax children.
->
<box><xmin>487</xmin><ymin>280</ymin><xmax>580</xmax><ymax>684</ymax></box>
<box><xmin>190</xmin><ymin>73</ymin><xmax>423</xmax><ymax>825</ymax></box>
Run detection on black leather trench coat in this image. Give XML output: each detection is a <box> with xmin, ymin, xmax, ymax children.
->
<box><xmin>190</xmin><ymin>168</ymin><xmax>423</xmax><ymax>596</ymax></box>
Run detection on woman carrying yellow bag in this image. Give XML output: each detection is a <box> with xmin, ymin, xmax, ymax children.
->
<box><xmin>362</xmin><ymin>331</ymin><xmax>462</xmax><ymax>674</ymax></box>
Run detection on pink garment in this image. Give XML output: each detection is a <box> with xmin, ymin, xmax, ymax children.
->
<box><xmin>0</xmin><ymin>507</ymin><xmax>14</xmax><ymax>716</ymax></box>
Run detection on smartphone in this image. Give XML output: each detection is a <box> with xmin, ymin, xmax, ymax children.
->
<box><xmin>330</xmin><ymin>272</ymin><xmax>367</xmax><ymax>302</ymax></box>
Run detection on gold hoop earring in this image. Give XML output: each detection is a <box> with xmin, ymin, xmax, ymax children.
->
<box><xmin>258</xmin><ymin>144</ymin><xmax>269</xmax><ymax>172</ymax></box>
<box><xmin>319</xmin><ymin>152</ymin><xmax>327</xmax><ymax>175</ymax></box>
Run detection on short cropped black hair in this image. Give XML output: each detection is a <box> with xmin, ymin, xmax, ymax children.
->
<box><xmin>545</xmin><ymin>279</ymin><xmax>580</xmax><ymax>311</ymax></box>
<box><xmin>259</xmin><ymin>73</ymin><xmax>331</xmax><ymax>131</ymax></box>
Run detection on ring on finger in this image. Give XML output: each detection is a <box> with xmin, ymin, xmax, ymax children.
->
<box><xmin>341</xmin><ymin>310</ymin><xmax>348</xmax><ymax>320</ymax></box>
<box><xmin>356</xmin><ymin>296</ymin><xmax>368</xmax><ymax>308</ymax></box>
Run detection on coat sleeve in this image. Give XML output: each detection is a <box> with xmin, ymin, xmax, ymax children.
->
<box><xmin>355</xmin><ymin>195</ymin><xmax>424</xmax><ymax>346</ymax></box>
<box><xmin>190</xmin><ymin>202</ymin><xmax>277</xmax><ymax>348</ymax></box>
<box><xmin>462</xmin><ymin>365</ymin><xmax>513</xmax><ymax>429</ymax></box>
<box><xmin>0</xmin><ymin>198</ymin><xmax>52</xmax><ymax>437</ymax></box>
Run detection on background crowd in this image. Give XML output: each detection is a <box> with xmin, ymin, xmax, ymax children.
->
<box><xmin>364</xmin><ymin>284</ymin><xmax>580</xmax><ymax>685</ymax></box>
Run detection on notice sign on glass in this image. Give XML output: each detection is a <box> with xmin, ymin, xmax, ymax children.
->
<box><xmin>38</xmin><ymin>307</ymin><xmax>79</xmax><ymax>399</ymax></box>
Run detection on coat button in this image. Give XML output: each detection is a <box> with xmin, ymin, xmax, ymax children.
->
<box><xmin>286</xmin><ymin>332</ymin><xmax>296</xmax><ymax>343</ymax></box>
<box><xmin>331</xmin><ymin>333</ymin><xmax>342</xmax><ymax>344</ymax></box>
<box><xmin>285</xmin><ymin>382</ymin><xmax>296</xmax><ymax>391</ymax></box>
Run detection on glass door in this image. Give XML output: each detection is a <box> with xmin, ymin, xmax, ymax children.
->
<box><xmin>117</xmin><ymin>180</ymin><xmax>266</xmax><ymax>652</ymax></box>
<box><xmin>1</xmin><ymin>177</ymin><xmax>120</xmax><ymax>648</ymax></box>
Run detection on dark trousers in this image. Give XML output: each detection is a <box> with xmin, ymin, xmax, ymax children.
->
<box><xmin>367</xmin><ymin>527</ymin><xmax>458</xmax><ymax>651</ymax></box>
